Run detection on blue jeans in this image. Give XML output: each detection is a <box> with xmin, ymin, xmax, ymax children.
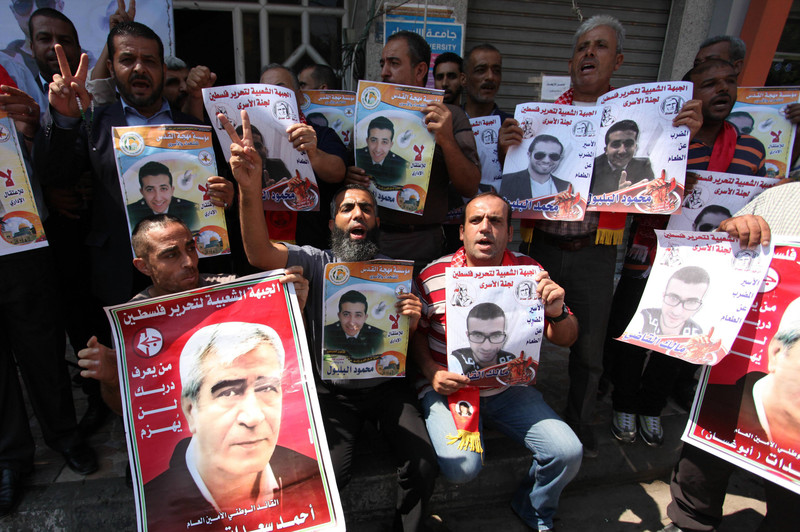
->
<box><xmin>421</xmin><ymin>387</ymin><xmax>583</xmax><ymax>530</ymax></box>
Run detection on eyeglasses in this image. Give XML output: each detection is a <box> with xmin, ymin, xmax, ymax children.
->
<box><xmin>12</xmin><ymin>0</ymin><xmax>52</xmax><ymax>17</ymax></box>
<box><xmin>696</xmin><ymin>223</ymin><xmax>716</xmax><ymax>232</ymax></box>
<box><xmin>663</xmin><ymin>293</ymin><xmax>703</xmax><ymax>310</ymax></box>
<box><xmin>467</xmin><ymin>331</ymin><xmax>507</xmax><ymax>344</ymax></box>
<box><xmin>609</xmin><ymin>139</ymin><xmax>636</xmax><ymax>149</ymax></box>
<box><xmin>533</xmin><ymin>152</ymin><xmax>561</xmax><ymax>161</ymax></box>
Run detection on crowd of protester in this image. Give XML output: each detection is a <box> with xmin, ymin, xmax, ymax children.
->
<box><xmin>1</xmin><ymin>4</ymin><xmax>798</xmax><ymax>530</ymax></box>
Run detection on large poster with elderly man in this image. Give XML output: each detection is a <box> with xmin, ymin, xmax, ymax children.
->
<box><xmin>106</xmin><ymin>272</ymin><xmax>344</xmax><ymax>532</ymax></box>
<box><xmin>684</xmin><ymin>243</ymin><xmax>800</xmax><ymax>495</ymax></box>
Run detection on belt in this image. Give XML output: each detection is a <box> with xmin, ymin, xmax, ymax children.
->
<box><xmin>532</xmin><ymin>228</ymin><xmax>596</xmax><ymax>251</ymax></box>
<box><xmin>380</xmin><ymin>223</ymin><xmax>440</xmax><ymax>234</ymax></box>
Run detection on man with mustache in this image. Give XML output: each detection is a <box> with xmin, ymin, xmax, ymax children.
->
<box><xmin>462</xmin><ymin>44</ymin><xmax>511</xmax><ymax>122</ymax></box>
<box><xmin>229</xmin><ymin>112</ymin><xmax>438</xmax><ymax>531</ymax></box>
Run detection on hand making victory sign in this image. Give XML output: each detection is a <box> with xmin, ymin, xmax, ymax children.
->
<box><xmin>220</xmin><ymin>110</ymin><xmax>263</xmax><ymax>194</ymax></box>
<box><xmin>48</xmin><ymin>44</ymin><xmax>90</xmax><ymax>119</ymax></box>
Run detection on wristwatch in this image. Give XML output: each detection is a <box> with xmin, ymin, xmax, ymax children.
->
<box><xmin>546</xmin><ymin>303</ymin><xmax>570</xmax><ymax>323</ymax></box>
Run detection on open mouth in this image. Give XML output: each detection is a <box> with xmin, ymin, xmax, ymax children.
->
<box><xmin>579</xmin><ymin>61</ymin><xmax>596</xmax><ymax>73</ymax></box>
<box><xmin>349</xmin><ymin>225</ymin><xmax>367</xmax><ymax>239</ymax></box>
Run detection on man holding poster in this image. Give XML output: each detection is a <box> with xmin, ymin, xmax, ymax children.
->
<box><xmin>414</xmin><ymin>192</ymin><xmax>582</xmax><ymax>532</ymax></box>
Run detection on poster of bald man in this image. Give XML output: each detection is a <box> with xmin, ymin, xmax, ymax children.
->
<box><xmin>619</xmin><ymin>229</ymin><xmax>773</xmax><ymax>365</ymax></box>
<box><xmin>685</xmin><ymin>243</ymin><xmax>800</xmax><ymax>495</ymax></box>
<box><xmin>106</xmin><ymin>272</ymin><xmax>344</xmax><ymax>532</ymax></box>
<box><xmin>666</xmin><ymin>170</ymin><xmax>780</xmax><ymax>232</ymax></box>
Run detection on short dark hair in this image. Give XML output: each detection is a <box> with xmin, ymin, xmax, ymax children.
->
<box><xmin>693</xmin><ymin>205</ymin><xmax>731</xmax><ymax>228</ymax></box>
<box><xmin>464</xmin><ymin>44</ymin><xmax>499</xmax><ymax>71</ymax></box>
<box><xmin>669</xmin><ymin>265</ymin><xmax>710</xmax><ymax>286</ymax></box>
<box><xmin>698</xmin><ymin>35</ymin><xmax>747</xmax><ymax>64</ymax></box>
<box><xmin>529</xmin><ymin>134</ymin><xmax>563</xmax><ymax>155</ymax></box>
<box><xmin>138</xmin><ymin>161</ymin><xmax>172</xmax><ymax>188</ymax></box>
<box><xmin>108</xmin><ymin>22</ymin><xmax>164</xmax><ymax>65</ymax></box>
<box><xmin>467</xmin><ymin>302</ymin><xmax>505</xmax><ymax>324</ymax></box>
<box><xmin>131</xmin><ymin>213</ymin><xmax>188</xmax><ymax>258</ymax></box>
<box><xmin>434</xmin><ymin>52</ymin><xmax>463</xmax><ymax>73</ymax></box>
<box><xmin>330</xmin><ymin>184</ymin><xmax>377</xmax><ymax>218</ymax></box>
<box><xmin>261</xmin><ymin>63</ymin><xmax>301</xmax><ymax>92</ymax></box>
<box><xmin>462</xmin><ymin>191</ymin><xmax>512</xmax><ymax>228</ymax></box>
<box><xmin>386</xmin><ymin>30</ymin><xmax>431</xmax><ymax>85</ymax></box>
<box><xmin>236</xmin><ymin>123</ymin><xmax>264</xmax><ymax>140</ymax></box>
<box><xmin>338</xmin><ymin>289</ymin><xmax>368</xmax><ymax>313</ymax></box>
<box><xmin>605</xmin><ymin>119</ymin><xmax>639</xmax><ymax>145</ymax></box>
<box><xmin>306</xmin><ymin>112</ymin><xmax>329</xmax><ymax>128</ymax></box>
<box><xmin>301</xmin><ymin>63</ymin><xmax>339</xmax><ymax>90</ymax></box>
<box><xmin>29</xmin><ymin>8</ymin><xmax>79</xmax><ymax>47</ymax></box>
<box><xmin>367</xmin><ymin>115</ymin><xmax>395</xmax><ymax>140</ymax></box>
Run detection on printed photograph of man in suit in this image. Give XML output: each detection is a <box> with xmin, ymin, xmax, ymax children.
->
<box><xmin>500</xmin><ymin>134</ymin><xmax>570</xmax><ymax>202</ymax></box>
<box><xmin>324</xmin><ymin>290</ymin><xmax>386</xmax><ymax>360</ymax></box>
<box><xmin>355</xmin><ymin>116</ymin><xmax>409</xmax><ymax>184</ymax></box>
<box><xmin>591</xmin><ymin>119</ymin><xmax>654</xmax><ymax>195</ymax></box>
<box><xmin>127</xmin><ymin>161</ymin><xmax>199</xmax><ymax>230</ymax></box>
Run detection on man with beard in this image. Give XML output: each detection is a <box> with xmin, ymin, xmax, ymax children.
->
<box><xmin>39</xmin><ymin>22</ymin><xmax>234</xmax><ymax>343</ymax></box>
<box><xmin>433</xmin><ymin>52</ymin><xmax>463</xmax><ymax>105</ymax></box>
<box><xmin>228</xmin><ymin>111</ymin><xmax>438</xmax><ymax>532</ymax></box>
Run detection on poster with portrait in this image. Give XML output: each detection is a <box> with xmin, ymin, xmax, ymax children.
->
<box><xmin>0</xmin><ymin>111</ymin><xmax>47</xmax><ymax>255</ymax></box>
<box><xmin>684</xmin><ymin>242</ymin><xmax>800</xmax><ymax>495</ymax></box>
<box><xmin>618</xmin><ymin>229</ymin><xmax>773</xmax><ymax>365</ymax></box>
<box><xmin>300</xmin><ymin>90</ymin><xmax>356</xmax><ymax>149</ymax></box>
<box><xmin>445</xmin><ymin>265</ymin><xmax>544</xmax><ymax>388</ymax></box>
<box><xmin>113</xmin><ymin>125</ymin><xmax>229</xmax><ymax>258</ymax></box>
<box><xmin>354</xmin><ymin>80</ymin><xmax>442</xmax><ymax>215</ymax></box>
<box><xmin>730</xmin><ymin>87</ymin><xmax>800</xmax><ymax>178</ymax></box>
<box><xmin>666</xmin><ymin>170</ymin><xmax>781</xmax><ymax>232</ymax></box>
<box><xmin>202</xmin><ymin>84</ymin><xmax>319</xmax><ymax>212</ymax></box>
<box><xmin>588</xmin><ymin>82</ymin><xmax>692</xmax><ymax>214</ymax></box>
<box><xmin>500</xmin><ymin>103</ymin><xmax>598</xmax><ymax>221</ymax></box>
<box><xmin>470</xmin><ymin>115</ymin><xmax>502</xmax><ymax>192</ymax></box>
<box><xmin>106</xmin><ymin>271</ymin><xmax>345</xmax><ymax>532</ymax></box>
<box><xmin>321</xmin><ymin>260</ymin><xmax>413</xmax><ymax>379</ymax></box>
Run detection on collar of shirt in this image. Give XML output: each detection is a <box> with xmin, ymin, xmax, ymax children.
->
<box><xmin>38</xmin><ymin>73</ymin><xmax>50</xmax><ymax>94</ymax></box>
<box><xmin>121</xmin><ymin>97</ymin><xmax>173</xmax><ymax>126</ymax></box>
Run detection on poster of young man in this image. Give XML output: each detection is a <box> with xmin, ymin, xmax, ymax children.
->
<box><xmin>300</xmin><ymin>90</ymin><xmax>356</xmax><ymax>149</ymax></box>
<box><xmin>445</xmin><ymin>265</ymin><xmax>545</xmax><ymax>387</ymax></box>
<box><xmin>113</xmin><ymin>125</ymin><xmax>229</xmax><ymax>258</ymax></box>
<box><xmin>321</xmin><ymin>260</ymin><xmax>413</xmax><ymax>379</ymax></box>
<box><xmin>354</xmin><ymin>80</ymin><xmax>442</xmax><ymax>215</ymax></box>
<box><xmin>470</xmin><ymin>115</ymin><xmax>502</xmax><ymax>193</ymax></box>
<box><xmin>666</xmin><ymin>170</ymin><xmax>781</xmax><ymax>232</ymax></box>
<box><xmin>500</xmin><ymin>103</ymin><xmax>598</xmax><ymax>221</ymax></box>
<box><xmin>588</xmin><ymin>81</ymin><xmax>693</xmax><ymax>214</ymax></box>
<box><xmin>684</xmin><ymin>242</ymin><xmax>800</xmax><ymax>496</ymax></box>
<box><xmin>619</xmin><ymin>229</ymin><xmax>773</xmax><ymax>365</ymax></box>
<box><xmin>729</xmin><ymin>88</ymin><xmax>800</xmax><ymax>178</ymax></box>
<box><xmin>106</xmin><ymin>272</ymin><xmax>344</xmax><ymax>532</ymax></box>
<box><xmin>0</xmin><ymin>110</ymin><xmax>47</xmax><ymax>255</ymax></box>
<box><xmin>202</xmin><ymin>84</ymin><xmax>319</xmax><ymax>212</ymax></box>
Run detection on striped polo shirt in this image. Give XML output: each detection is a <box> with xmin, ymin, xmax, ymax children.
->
<box><xmin>687</xmin><ymin>134</ymin><xmax>767</xmax><ymax>176</ymax></box>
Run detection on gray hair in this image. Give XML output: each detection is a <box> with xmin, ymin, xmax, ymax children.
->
<box><xmin>180</xmin><ymin>322</ymin><xmax>285</xmax><ymax>402</ymax></box>
<box><xmin>573</xmin><ymin>14</ymin><xmax>625</xmax><ymax>54</ymax></box>
<box><xmin>775</xmin><ymin>298</ymin><xmax>800</xmax><ymax>349</ymax></box>
<box><xmin>165</xmin><ymin>56</ymin><xmax>187</xmax><ymax>70</ymax></box>
<box><xmin>261</xmin><ymin>63</ymin><xmax>301</xmax><ymax>93</ymax></box>
<box><xmin>699</xmin><ymin>35</ymin><xmax>747</xmax><ymax>63</ymax></box>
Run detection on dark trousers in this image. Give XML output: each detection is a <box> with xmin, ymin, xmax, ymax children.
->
<box><xmin>317</xmin><ymin>379</ymin><xmax>437</xmax><ymax>532</ymax></box>
<box><xmin>0</xmin><ymin>248</ymin><xmax>81</xmax><ymax>472</ymax></box>
<box><xmin>668</xmin><ymin>444</ymin><xmax>799</xmax><ymax>531</ymax></box>
<box><xmin>522</xmin><ymin>233</ymin><xmax>616</xmax><ymax>429</ymax></box>
<box><xmin>606</xmin><ymin>274</ymin><xmax>689</xmax><ymax>415</ymax></box>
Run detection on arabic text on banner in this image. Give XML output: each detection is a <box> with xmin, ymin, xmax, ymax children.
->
<box><xmin>354</xmin><ymin>80</ymin><xmax>442</xmax><ymax>215</ymax></box>
<box><xmin>500</xmin><ymin>102</ymin><xmax>598</xmax><ymax>221</ymax></box>
<box><xmin>0</xmin><ymin>111</ymin><xmax>47</xmax><ymax>256</ymax></box>
<box><xmin>618</xmin><ymin>229</ymin><xmax>773</xmax><ymax>365</ymax></box>
<box><xmin>202</xmin><ymin>84</ymin><xmax>320</xmax><ymax>212</ymax></box>
<box><xmin>321</xmin><ymin>260</ymin><xmax>413</xmax><ymax>379</ymax></box>
<box><xmin>113</xmin><ymin>125</ymin><xmax>229</xmax><ymax>258</ymax></box>
<box><xmin>683</xmin><ymin>243</ymin><xmax>800</xmax><ymax>496</ymax></box>
<box><xmin>445</xmin><ymin>265</ymin><xmax>544</xmax><ymax>388</ymax></box>
<box><xmin>730</xmin><ymin>87</ymin><xmax>800</xmax><ymax>178</ymax></box>
<box><xmin>107</xmin><ymin>273</ymin><xmax>344</xmax><ymax>532</ymax></box>
<box><xmin>587</xmin><ymin>81</ymin><xmax>693</xmax><ymax>214</ymax></box>
<box><xmin>470</xmin><ymin>115</ymin><xmax>502</xmax><ymax>192</ymax></box>
<box><xmin>667</xmin><ymin>170</ymin><xmax>781</xmax><ymax>232</ymax></box>
<box><xmin>300</xmin><ymin>90</ymin><xmax>356</xmax><ymax>149</ymax></box>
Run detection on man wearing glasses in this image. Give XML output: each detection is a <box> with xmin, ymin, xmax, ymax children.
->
<box><xmin>500</xmin><ymin>134</ymin><xmax>571</xmax><ymax>202</ymax></box>
<box><xmin>637</xmin><ymin>266</ymin><xmax>710</xmax><ymax>337</ymax></box>
<box><xmin>590</xmin><ymin>119</ymin><xmax>654</xmax><ymax>196</ymax></box>
<box><xmin>449</xmin><ymin>303</ymin><xmax>516</xmax><ymax>373</ymax></box>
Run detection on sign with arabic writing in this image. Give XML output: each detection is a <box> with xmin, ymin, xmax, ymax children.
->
<box><xmin>354</xmin><ymin>80</ymin><xmax>442</xmax><ymax>215</ymax></box>
<box><xmin>203</xmin><ymin>84</ymin><xmax>319</xmax><ymax>212</ymax></box>
<box><xmin>106</xmin><ymin>272</ymin><xmax>344</xmax><ymax>531</ymax></box>
<box><xmin>113</xmin><ymin>125</ymin><xmax>229</xmax><ymax>258</ymax></box>
<box><xmin>618</xmin><ymin>230</ymin><xmax>773</xmax><ymax>365</ymax></box>
<box><xmin>445</xmin><ymin>265</ymin><xmax>544</xmax><ymax>388</ymax></box>
<box><xmin>470</xmin><ymin>115</ymin><xmax>503</xmax><ymax>193</ymax></box>
<box><xmin>321</xmin><ymin>260</ymin><xmax>413</xmax><ymax>379</ymax></box>
<box><xmin>0</xmin><ymin>110</ymin><xmax>47</xmax><ymax>256</ymax></box>
<box><xmin>300</xmin><ymin>90</ymin><xmax>356</xmax><ymax>149</ymax></box>
<box><xmin>684</xmin><ymin>242</ymin><xmax>800</xmax><ymax>495</ymax></box>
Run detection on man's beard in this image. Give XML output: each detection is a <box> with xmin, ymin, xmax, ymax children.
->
<box><xmin>330</xmin><ymin>226</ymin><xmax>380</xmax><ymax>262</ymax></box>
<box><xmin>116</xmin><ymin>74</ymin><xmax>165</xmax><ymax>109</ymax></box>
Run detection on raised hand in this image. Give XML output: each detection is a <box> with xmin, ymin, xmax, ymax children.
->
<box><xmin>48</xmin><ymin>44</ymin><xmax>90</xmax><ymax>118</ymax></box>
<box><xmin>220</xmin><ymin>109</ymin><xmax>262</xmax><ymax>194</ymax></box>
<box><xmin>110</xmin><ymin>0</ymin><xmax>136</xmax><ymax>29</ymax></box>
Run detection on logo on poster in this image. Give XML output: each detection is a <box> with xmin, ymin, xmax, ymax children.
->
<box><xmin>361</xmin><ymin>87</ymin><xmax>381</xmax><ymax>110</ymax></box>
<box><xmin>133</xmin><ymin>327</ymin><xmax>164</xmax><ymax>358</ymax></box>
<box><xmin>0</xmin><ymin>123</ymin><xmax>10</xmax><ymax>142</ymax></box>
<box><xmin>198</xmin><ymin>150</ymin><xmax>213</xmax><ymax>166</ymax></box>
<box><xmin>119</xmin><ymin>132</ymin><xmax>145</xmax><ymax>156</ymax></box>
<box><xmin>328</xmin><ymin>264</ymin><xmax>351</xmax><ymax>285</ymax></box>
<box><xmin>759</xmin><ymin>267</ymin><xmax>779</xmax><ymax>293</ymax></box>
